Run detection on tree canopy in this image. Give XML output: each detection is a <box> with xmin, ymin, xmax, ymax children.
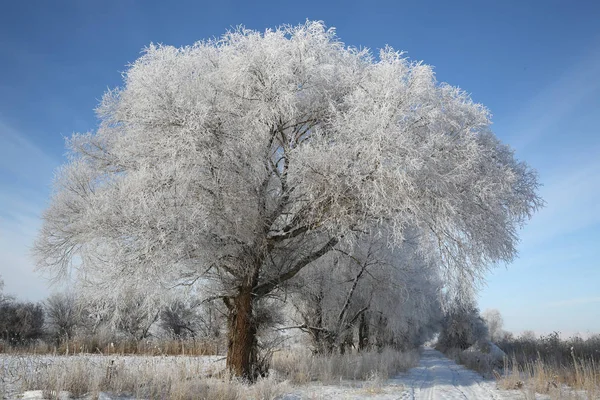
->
<box><xmin>34</xmin><ymin>21</ymin><xmax>542</xmax><ymax>378</ymax></box>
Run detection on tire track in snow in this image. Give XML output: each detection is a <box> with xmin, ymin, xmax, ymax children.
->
<box><xmin>395</xmin><ymin>347</ymin><xmax>504</xmax><ymax>400</ymax></box>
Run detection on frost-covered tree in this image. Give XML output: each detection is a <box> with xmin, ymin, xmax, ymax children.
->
<box><xmin>159</xmin><ymin>298</ymin><xmax>227</xmax><ymax>340</ymax></box>
<box><xmin>365</xmin><ymin>248</ymin><xmax>443</xmax><ymax>350</ymax></box>
<box><xmin>44</xmin><ymin>292</ymin><xmax>81</xmax><ymax>344</ymax></box>
<box><xmin>114</xmin><ymin>292</ymin><xmax>161</xmax><ymax>341</ymax></box>
<box><xmin>75</xmin><ymin>289</ymin><xmax>161</xmax><ymax>342</ymax></box>
<box><xmin>482</xmin><ymin>308</ymin><xmax>504</xmax><ymax>342</ymax></box>
<box><xmin>34</xmin><ymin>21</ymin><xmax>542</xmax><ymax>379</ymax></box>
<box><xmin>0</xmin><ymin>300</ymin><xmax>45</xmax><ymax>346</ymax></box>
<box><xmin>160</xmin><ymin>300</ymin><xmax>199</xmax><ymax>339</ymax></box>
<box><xmin>290</xmin><ymin>228</ymin><xmax>442</xmax><ymax>354</ymax></box>
<box><xmin>437</xmin><ymin>301</ymin><xmax>488</xmax><ymax>351</ymax></box>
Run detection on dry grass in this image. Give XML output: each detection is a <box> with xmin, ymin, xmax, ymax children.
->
<box><xmin>493</xmin><ymin>333</ymin><xmax>600</xmax><ymax>399</ymax></box>
<box><xmin>443</xmin><ymin>347</ymin><xmax>502</xmax><ymax>378</ymax></box>
<box><xmin>270</xmin><ymin>348</ymin><xmax>419</xmax><ymax>385</ymax></box>
<box><xmin>497</xmin><ymin>355</ymin><xmax>599</xmax><ymax>400</ymax></box>
<box><xmin>0</xmin><ymin>337</ymin><xmax>221</xmax><ymax>357</ymax></box>
<box><xmin>442</xmin><ymin>343</ymin><xmax>599</xmax><ymax>399</ymax></box>
<box><xmin>1</xmin><ymin>347</ymin><xmax>419</xmax><ymax>399</ymax></box>
<box><xmin>1</xmin><ymin>354</ymin><xmax>288</xmax><ymax>400</ymax></box>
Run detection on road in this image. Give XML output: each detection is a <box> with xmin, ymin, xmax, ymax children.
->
<box><xmin>395</xmin><ymin>347</ymin><xmax>505</xmax><ymax>400</ymax></box>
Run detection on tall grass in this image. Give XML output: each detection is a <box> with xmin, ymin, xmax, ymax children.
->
<box><xmin>442</xmin><ymin>347</ymin><xmax>501</xmax><ymax>378</ymax></box>
<box><xmin>1</xmin><ymin>354</ymin><xmax>287</xmax><ymax>400</ymax></box>
<box><xmin>270</xmin><ymin>348</ymin><xmax>419</xmax><ymax>384</ymax></box>
<box><xmin>0</xmin><ymin>337</ymin><xmax>221</xmax><ymax>357</ymax></box>
<box><xmin>497</xmin><ymin>333</ymin><xmax>600</xmax><ymax>369</ymax></box>
<box><xmin>496</xmin><ymin>333</ymin><xmax>600</xmax><ymax>399</ymax></box>
<box><xmin>498</xmin><ymin>355</ymin><xmax>599</xmax><ymax>400</ymax></box>
<box><xmin>1</xmin><ymin>348</ymin><xmax>418</xmax><ymax>399</ymax></box>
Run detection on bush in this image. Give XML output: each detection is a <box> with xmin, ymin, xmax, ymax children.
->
<box><xmin>495</xmin><ymin>332</ymin><xmax>600</xmax><ymax>398</ymax></box>
<box><xmin>0</xmin><ymin>300</ymin><xmax>45</xmax><ymax>346</ymax></box>
<box><xmin>436</xmin><ymin>304</ymin><xmax>488</xmax><ymax>352</ymax></box>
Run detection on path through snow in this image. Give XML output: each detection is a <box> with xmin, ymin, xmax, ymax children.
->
<box><xmin>393</xmin><ymin>347</ymin><xmax>508</xmax><ymax>400</ymax></box>
<box><xmin>284</xmin><ymin>347</ymin><xmax>523</xmax><ymax>399</ymax></box>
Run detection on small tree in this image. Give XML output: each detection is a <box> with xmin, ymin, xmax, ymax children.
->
<box><xmin>0</xmin><ymin>275</ymin><xmax>5</xmax><ymax>302</ymax></box>
<box><xmin>291</xmin><ymin>229</ymin><xmax>443</xmax><ymax>353</ymax></box>
<box><xmin>0</xmin><ymin>300</ymin><xmax>45</xmax><ymax>346</ymax></box>
<box><xmin>160</xmin><ymin>300</ymin><xmax>199</xmax><ymax>339</ymax></box>
<box><xmin>45</xmin><ymin>292</ymin><xmax>80</xmax><ymax>345</ymax></box>
<box><xmin>114</xmin><ymin>293</ymin><xmax>160</xmax><ymax>341</ymax></box>
<box><xmin>34</xmin><ymin>21</ymin><xmax>542</xmax><ymax>379</ymax></box>
<box><xmin>482</xmin><ymin>308</ymin><xmax>504</xmax><ymax>342</ymax></box>
<box><xmin>437</xmin><ymin>302</ymin><xmax>488</xmax><ymax>351</ymax></box>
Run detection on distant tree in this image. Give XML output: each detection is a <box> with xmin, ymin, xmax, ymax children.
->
<box><xmin>482</xmin><ymin>308</ymin><xmax>504</xmax><ymax>342</ymax></box>
<box><xmin>114</xmin><ymin>292</ymin><xmax>160</xmax><ymax>341</ymax></box>
<box><xmin>45</xmin><ymin>292</ymin><xmax>81</xmax><ymax>344</ymax></box>
<box><xmin>437</xmin><ymin>302</ymin><xmax>488</xmax><ymax>350</ymax></box>
<box><xmin>0</xmin><ymin>300</ymin><xmax>45</xmax><ymax>346</ymax></box>
<box><xmin>291</xmin><ymin>230</ymin><xmax>442</xmax><ymax>354</ymax></box>
<box><xmin>521</xmin><ymin>330</ymin><xmax>537</xmax><ymax>341</ymax></box>
<box><xmin>34</xmin><ymin>21</ymin><xmax>542</xmax><ymax>379</ymax></box>
<box><xmin>160</xmin><ymin>300</ymin><xmax>199</xmax><ymax>339</ymax></box>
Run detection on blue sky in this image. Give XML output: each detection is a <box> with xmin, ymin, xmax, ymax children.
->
<box><xmin>0</xmin><ymin>0</ymin><xmax>598</xmax><ymax>336</ymax></box>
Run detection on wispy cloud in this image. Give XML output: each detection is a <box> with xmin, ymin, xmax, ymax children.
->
<box><xmin>0</xmin><ymin>120</ymin><xmax>60</xmax><ymax>300</ymax></box>
<box><xmin>518</xmin><ymin>156</ymin><xmax>600</xmax><ymax>249</ymax></box>
<box><xmin>548</xmin><ymin>297</ymin><xmax>600</xmax><ymax>307</ymax></box>
<box><xmin>0</xmin><ymin>209</ymin><xmax>52</xmax><ymax>301</ymax></box>
<box><xmin>507</xmin><ymin>39</ymin><xmax>600</xmax><ymax>151</ymax></box>
<box><xmin>0</xmin><ymin>120</ymin><xmax>59</xmax><ymax>190</ymax></box>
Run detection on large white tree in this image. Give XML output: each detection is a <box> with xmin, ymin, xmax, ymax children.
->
<box><xmin>34</xmin><ymin>21</ymin><xmax>542</xmax><ymax>378</ymax></box>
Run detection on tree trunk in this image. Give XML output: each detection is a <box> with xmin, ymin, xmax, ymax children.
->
<box><xmin>358</xmin><ymin>312</ymin><xmax>369</xmax><ymax>351</ymax></box>
<box><xmin>375</xmin><ymin>314</ymin><xmax>387</xmax><ymax>351</ymax></box>
<box><xmin>307</xmin><ymin>286</ymin><xmax>336</xmax><ymax>354</ymax></box>
<box><xmin>340</xmin><ymin>329</ymin><xmax>353</xmax><ymax>354</ymax></box>
<box><xmin>225</xmin><ymin>286</ymin><xmax>258</xmax><ymax>380</ymax></box>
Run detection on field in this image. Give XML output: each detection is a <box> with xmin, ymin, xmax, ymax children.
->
<box><xmin>441</xmin><ymin>334</ymin><xmax>600</xmax><ymax>400</ymax></box>
<box><xmin>4</xmin><ymin>344</ymin><xmax>599</xmax><ymax>400</ymax></box>
<box><xmin>0</xmin><ymin>348</ymin><xmax>419</xmax><ymax>399</ymax></box>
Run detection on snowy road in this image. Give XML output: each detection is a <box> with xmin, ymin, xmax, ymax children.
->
<box><xmin>284</xmin><ymin>347</ymin><xmax>519</xmax><ymax>399</ymax></box>
<box><xmin>394</xmin><ymin>347</ymin><xmax>504</xmax><ymax>400</ymax></box>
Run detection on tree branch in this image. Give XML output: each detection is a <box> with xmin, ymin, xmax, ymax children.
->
<box><xmin>254</xmin><ymin>237</ymin><xmax>339</xmax><ymax>297</ymax></box>
<box><xmin>267</xmin><ymin>225</ymin><xmax>309</xmax><ymax>242</ymax></box>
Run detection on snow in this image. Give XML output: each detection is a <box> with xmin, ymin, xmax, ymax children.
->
<box><xmin>282</xmin><ymin>348</ymin><xmax>524</xmax><ymax>399</ymax></box>
<box><xmin>464</xmin><ymin>340</ymin><xmax>507</xmax><ymax>363</ymax></box>
<box><xmin>391</xmin><ymin>347</ymin><xmax>514</xmax><ymax>399</ymax></box>
<box><xmin>0</xmin><ymin>354</ymin><xmax>224</xmax><ymax>399</ymax></box>
<box><xmin>9</xmin><ymin>349</ymin><xmax>592</xmax><ymax>399</ymax></box>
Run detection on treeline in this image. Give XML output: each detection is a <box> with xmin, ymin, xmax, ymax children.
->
<box><xmin>498</xmin><ymin>331</ymin><xmax>600</xmax><ymax>367</ymax></box>
<box><xmin>1</xmin><ymin>288</ymin><xmax>500</xmax><ymax>361</ymax></box>
<box><xmin>0</xmin><ymin>290</ymin><xmax>224</xmax><ymax>354</ymax></box>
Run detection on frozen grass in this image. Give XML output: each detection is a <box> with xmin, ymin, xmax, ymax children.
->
<box><xmin>1</xmin><ymin>354</ymin><xmax>289</xmax><ymax>399</ymax></box>
<box><xmin>443</xmin><ymin>347</ymin><xmax>502</xmax><ymax>378</ymax></box>
<box><xmin>497</xmin><ymin>333</ymin><xmax>600</xmax><ymax>368</ymax></box>
<box><xmin>493</xmin><ymin>333</ymin><xmax>600</xmax><ymax>399</ymax></box>
<box><xmin>0</xmin><ymin>337</ymin><xmax>221</xmax><ymax>357</ymax></box>
<box><xmin>441</xmin><ymin>345</ymin><xmax>599</xmax><ymax>399</ymax></box>
<box><xmin>498</xmin><ymin>355</ymin><xmax>599</xmax><ymax>400</ymax></box>
<box><xmin>1</xmin><ymin>348</ymin><xmax>418</xmax><ymax>399</ymax></box>
<box><xmin>270</xmin><ymin>348</ymin><xmax>420</xmax><ymax>385</ymax></box>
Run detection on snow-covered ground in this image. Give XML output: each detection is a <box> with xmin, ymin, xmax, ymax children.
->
<box><xmin>0</xmin><ymin>354</ymin><xmax>225</xmax><ymax>399</ymax></box>
<box><xmin>5</xmin><ymin>348</ymin><xmax>590</xmax><ymax>399</ymax></box>
<box><xmin>392</xmin><ymin>347</ymin><xmax>515</xmax><ymax>399</ymax></box>
<box><xmin>283</xmin><ymin>347</ymin><xmax>523</xmax><ymax>399</ymax></box>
